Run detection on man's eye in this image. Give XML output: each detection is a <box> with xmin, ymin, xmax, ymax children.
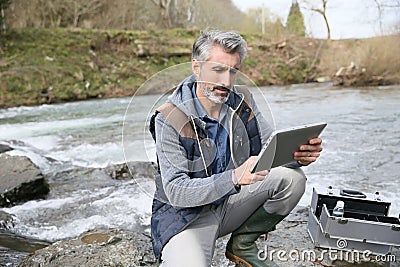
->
<box><xmin>214</xmin><ymin>68</ymin><xmax>225</xmax><ymax>73</ymax></box>
<box><xmin>230</xmin><ymin>69</ymin><xmax>238</xmax><ymax>75</ymax></box>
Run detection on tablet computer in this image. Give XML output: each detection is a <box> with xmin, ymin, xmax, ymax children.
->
<box><xmin>250</xmin><ymin>122</ymin><xmax>327</xmax><ymax>173</ymax></box>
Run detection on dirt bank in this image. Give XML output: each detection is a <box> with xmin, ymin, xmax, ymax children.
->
<box><xmin>1</xmin><ymin>28</ymin><xmax>399</xmax><ymax>108</ymax></box>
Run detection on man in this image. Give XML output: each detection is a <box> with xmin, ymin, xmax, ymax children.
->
<box><xmin>149</xmin><ymin>30</ymin><xmax>323</xmax><ymax>267</ymax></box>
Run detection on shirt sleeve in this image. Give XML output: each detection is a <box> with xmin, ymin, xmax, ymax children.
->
<box><xmin>155</xmin><ymin>113</ymin><xmax>239</xmax><ymax>208</ymax></box>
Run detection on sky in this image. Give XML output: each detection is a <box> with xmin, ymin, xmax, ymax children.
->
<box><xmin>232</xmin><ymin>0</ymin><xmax>400</xmax><ymax>39</ymax></box>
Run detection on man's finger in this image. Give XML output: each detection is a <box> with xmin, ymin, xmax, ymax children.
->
<box><xmin>255</xmin><ymin>170</ymin><xmax>269</xmax><ymax>176</ymax></box>
<box><xmin>299</xmin><ymin>144</ymin><xmax>323</xmax><ymax>152</ymax></box>
<box><xmin>294</xmin><ymin>151</ymin><xmax>321</xmax><ymax>158</ymax></box>
<box><xmin>309</xmin><ymin>138</ymin><xmax>322</xmax><ymax>145</ymax></box>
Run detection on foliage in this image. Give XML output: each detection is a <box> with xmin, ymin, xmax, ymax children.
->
<box><xmin>286</xmin><ymin>2</ymin><xmax>305</xmax><ymax>36</ymax></box>
<box><xmin>0</xmin><ymin>28</ymin><xmax>193</xmax><ymax>107</ymax></box>
<box><xmin>0</xmin><ymin>27</ymin><xmax>332</xmax><ymax>107</ymax></box>
<box><xmin>242</xmin><ymin>7</ymin><xmax>285</xmax><ymax>37</ymax></box>
<box><xmin>1</xmin><ymin>28</ymin><xmax>399</xmax><ymax>107</ymax></box>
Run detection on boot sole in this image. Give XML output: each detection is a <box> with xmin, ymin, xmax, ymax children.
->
<box><xmin>225</xmin><ymin>250</ymin><xmax>252</xmax><ymax>267</ymax></box>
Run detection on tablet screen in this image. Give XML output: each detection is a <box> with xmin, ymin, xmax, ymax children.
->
<box><xmin>250</xmin><ymin>122</ymin><xmax>327</xmax><ymax>173</ymax></box>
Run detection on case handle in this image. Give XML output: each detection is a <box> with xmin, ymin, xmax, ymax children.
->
<box><xmin>340</xmin><ymin>189</ymin><xmax>366</xmax><ymax>198</ymax></box>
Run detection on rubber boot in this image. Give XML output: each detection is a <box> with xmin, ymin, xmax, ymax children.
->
<box><xmin>225</xmin><ymin>206</ymin><xmax>286</xmax><ymax>267</ymax></box>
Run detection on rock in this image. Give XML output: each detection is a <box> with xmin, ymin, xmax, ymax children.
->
<box><xmin>20</xmin><ymin>229</ymin><xmax>157</xmax><ymax>267</ymax></box>
<box><xmin>0</xmin><ymin>144</ymin><xmax>13</xmax><ymax>154</ymax></box>
<box><xmin>0</xmin><ymin>210</ymin><xmax>15</xmax><ymax>230</ymax></box>
<box><xmin>105</xmin><ymin>161</ymin><xmax>157</xmax><ymax>180</ymax></box>
<box><xmin>331</xmin><ymin>62</ymin><xmax>386</xmax><ymax>86</ymax></box>
<box><xmin>335</xmin><ymin>61</ymin><xmax>357</xmax><ymax>77</ymax></box>
<box><xmin>213</xmin><ymin>206</ymin><xmax>400</xmax><ymax>267</ymax></box>
<box><xmin>316</xmin><ymin>76</ymin><xmax>331</xmax><ymax>83</ymax></box>
<box><xmin>0</xmin><ymin>232</ymin><xmax>50</xmax><ymax>253</ymax></box>
<box><xmin>15</xmin><ymin>206</ymin><xmax>400</xmax><ymax>267</ymax></box>
<box><xmin>0</xmin><ymin>154</ymin><xmax>50</xmax><ymax>207</ymax></box>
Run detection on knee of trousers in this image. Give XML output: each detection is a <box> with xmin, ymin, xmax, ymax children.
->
<box><xmin>263</xmin><ymin>167</ymin><xmax>306</xmax><ymax>215</ymax></box>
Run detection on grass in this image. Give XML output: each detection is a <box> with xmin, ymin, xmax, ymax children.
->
<box><xmin>0</xmin><ymin>28</ymin><xmax>399</xmax><ymax>108</ymax></box>
<box><xmin>319</xmin><ymin>35</ymin><xmax>400</xmax><ymax>86</ymax></box>
<box><xmin>0</xmin><ymin>28</ymin><xmax>193</xmax><ymax>107</ymax></box>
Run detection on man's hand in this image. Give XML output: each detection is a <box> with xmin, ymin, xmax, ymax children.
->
<box><xmin>233</xmin><ymin>156</ymin><xmax>269</xmax><ymax>185</ymax></box>
<box><xmin>293</xmin><ymin>137</ymin><xmax>323</xmax><ymax>166</ymax></box>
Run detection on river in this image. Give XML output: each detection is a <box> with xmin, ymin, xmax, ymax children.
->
<box><xmin>1</xmin><ymin>83</ymin><xmax>400</xmax><ymax>265</ymax></box>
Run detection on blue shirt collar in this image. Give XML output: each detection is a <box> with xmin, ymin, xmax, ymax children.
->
<box><xmin>191</xmin><ymin>83</ymin><xmax>208</xmax><ymax>119</ymax></box>
<box><xmin>191</xmin><ymin>83</ymin><xmax>229</xmax><ymax>122</ymax></box>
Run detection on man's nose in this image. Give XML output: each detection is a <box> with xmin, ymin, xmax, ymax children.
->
<box><xmin>219</xmin><ymin>70</ymin><xmax>232</xmax><ymax>87</ymax></box>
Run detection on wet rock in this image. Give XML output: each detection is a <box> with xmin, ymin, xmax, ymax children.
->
<box><xmin>0</xmin><ymin>210</ymin><xmax>15</xmax><ymax>230</ymax></box>
<box><xmin>20</xmin><ymin>229</ymin><xmax>157</xmax><ymax>267</ymax></box>
<box><xmin>0</xmin><ymin>144</ymin><xmax>13</xmax><ymax>154</ymax></box>
<box><xmin>0</xmin><ymin>232</ymin><xmax>50</xmax><ymax>253</ymax></box>
<box><xmin>0</xmin><ymin>247</ymin><xmax>29</xmax><ymax>267</ymax></box>
<box><xmin>14</xmin><ymin>206</ymin><xmax>400</xmax><ymax>267</ymax></box>
<box><xmin>106</xmin><ymin>161</ymin><xmax>157</xmax><ymax>180</ymax></box>
<box><xmin>0</xmin><ymin>154</ymin><xmax>49</xmax><ymax>207</ymax></box>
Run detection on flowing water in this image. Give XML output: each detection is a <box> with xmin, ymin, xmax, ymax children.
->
<box><xmin>1</xmin><ymin>84</ymin><xmax>399</xmax><ymax>265</ymax></box>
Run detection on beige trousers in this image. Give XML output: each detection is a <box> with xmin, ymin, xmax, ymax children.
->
<box><xmin>160</xmin><ymin>167</ymin><xmax>307</xmax><ymax>267</ymax></box>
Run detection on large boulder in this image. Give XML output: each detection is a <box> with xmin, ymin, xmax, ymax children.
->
<box><xmin>0</xmin><ymin>154</ymin><xmax>49</xmax><ymax>207</ymax></box>
<box><xmin>20</xmin><ymin>229</ymin><xmax>157</xmax><ymax>267</ymax></box>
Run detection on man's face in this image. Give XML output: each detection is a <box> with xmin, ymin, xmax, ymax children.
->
<box><xmin>193</xmin><ymin>45</ymin><xmax>241</xmax><ymax>104</ymax></box>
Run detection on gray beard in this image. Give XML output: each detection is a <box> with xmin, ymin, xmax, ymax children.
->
<box><xmin>199</xmin><ymin>85</ymin><xmax>230</xmax><ymax>104</ymax></box>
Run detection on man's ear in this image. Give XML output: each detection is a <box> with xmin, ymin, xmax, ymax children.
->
<box><xmin>192</xmin><ymin>59</ymin><xmax>200</xmax><ymax>76</ymax></box>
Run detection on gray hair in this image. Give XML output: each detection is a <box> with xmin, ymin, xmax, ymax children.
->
<box><xmin>192</xmin><ymin>30</ymin><xmax>247</xmax><ymax>63</ymax></box>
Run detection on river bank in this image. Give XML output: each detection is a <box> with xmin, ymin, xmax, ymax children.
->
<box><xmin>1</xmin><ymin>28</ymin><xmax>399</xmax><ymax>108</ymax></box>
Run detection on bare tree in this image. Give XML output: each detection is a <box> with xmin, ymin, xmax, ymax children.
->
<box><xmin>150</xmin><ymin>0</ymin><xmax>172</xmax><ymax>28</ymax></box>
<box><xmin>65</xmin><ymin>0</ymin><xmax>104</xmax><ymax>27</ymax></box>
<box><xmin>312</xmin><ymin>0</ymin><xmax>330</xmax><ymax>39</ymax></box>
<box><xmin>192</xmin><ymin>0</ymin><xmax>245</xmax><ymax>30</ymax></box>
<box><xmin>373</xmin><ymin>0</ymin><xmax>384</xmax><ymax>34</ymax></box>
<box><xmin>37</xmin><ymin>0</ymin><xmax>64</xmax><ymax>27</ymax></box>
<box><xmin>373</xmin><ymin>0</ymin><xmax>400</xmax><ymax>35</ymax></box>
<box><xmin>170</xmin><ymin>0</ymin><xmax>198</xmax><ymax>28</ymax></box>
<box><xmin>6</xmin><ymin>0</ymin><xmax>246</xmax><ymax>30</ymax></box>
<box><xmin>301</xmin><ymin>0</ymin><xmax>331</xmax><ymax>39</ymax></box>
<box><xmin>242</xmin><ymin>6</ymin><xmax>278</xmax><ymax>34</ymax></box>
<box><xmin>0</xmin><ymin>0</ymin><xmax>10</xmax><ymax>32</ymax></box>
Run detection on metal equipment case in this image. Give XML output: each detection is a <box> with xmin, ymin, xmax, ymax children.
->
<box><xmin>307</xmin><ymin>187</ymin><xmax>400</xmax><ymax>255</ymax></box>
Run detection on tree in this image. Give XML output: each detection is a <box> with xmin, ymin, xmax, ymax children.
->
<box><xmin>372</xmin><ymin>0</ymin><xmax>400</xmax><ymax>35</ymax></box>
<box><xmin>5</xmin><ymin>0</ymin><xmax>247</xmax><ymax>30</ymax></box>
<box><xmin>150</xmin><ymin>0</ymin><xmax>172</xmax><ymax>28</ymax></box>
<box><xmin>242</xmin><ymin>6</ymin><xmax>282</xmax><ymax>35</ymax></box>
<box><xmin>186</xmin><ymin>0</ymin><xmax>245</xmax><ymax>30</ymax></box>
<box><xmin>64</xmin><ymin>0</ymin><xmax>104</xmax><ymax>27</ymax></box>
<box><xmin>0</xmin><ymin>0</ymin><xmax>11</xmax><ymax>32</ymax></box>
<box><xmin>301</xmin><ymin>0</ymin><xmax>331</xmax><ymax>39</ymax></box>
<box><xmin>286</xmin><ymin>0</ymin><xmax>306</xmax><ymax>36</ymax></box>
<box><xmin>170</xmin><ymin>0</ymin><xmax>198</xmax><ymax>28</ymax></box>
